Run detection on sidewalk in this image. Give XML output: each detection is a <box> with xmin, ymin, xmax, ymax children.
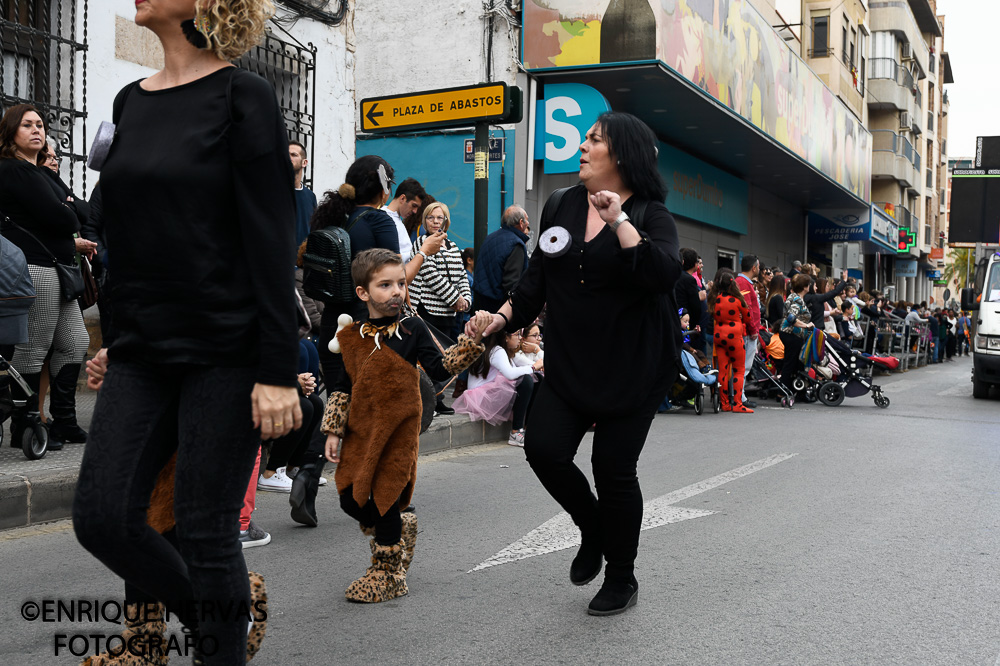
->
<box><xmin>0</xmin><ymin>385</ymin><xmax>510</xmax><ymax>531</ymax></box>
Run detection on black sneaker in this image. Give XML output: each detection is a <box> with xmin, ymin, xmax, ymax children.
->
<box><xmin>743</xmin><ymin>399</ymin><xmax>757</xmax><ymax>409</ymax></box>
<box><xmin>435</xmin><ymin>402</ymin><xmax>455</xmax><ymax>416</ymax></box>
<box><xmin>239</xmin><ymin>520</ymin><xmax>271</xmax><ymax>549</ymax></box>
<box><xmin>587</xmin><ymin>575</ymin><xmax>639</xmax><ymax>616</ymax></box>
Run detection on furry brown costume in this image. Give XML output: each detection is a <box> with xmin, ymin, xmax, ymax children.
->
<box><xmin>335</xmin><ymin>322</ymin><xmax>422</xmax><ymax>515</ymax></box>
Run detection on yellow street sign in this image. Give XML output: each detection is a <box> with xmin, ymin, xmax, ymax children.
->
<box><xmin>360</xmin><ymin>83</ymin><xmax>510</xmax><ymax>133</ymax></box>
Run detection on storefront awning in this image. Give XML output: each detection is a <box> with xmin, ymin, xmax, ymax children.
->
<box><xmin>533</xmin><ymin>63</ymin><xmax>870</xmax><ymax>214</ymax></box>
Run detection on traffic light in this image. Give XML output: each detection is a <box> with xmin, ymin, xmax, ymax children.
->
<box><xmin>897</xmin><ymin>227</ymin><xmax>916</xmax><ymax>253</ymax></box>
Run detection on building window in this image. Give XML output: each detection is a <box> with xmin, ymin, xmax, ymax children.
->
<box><xmin>842</xmin><ymin>17</ymin><xmax>848</xmax><ymax>63</ymax></box>
<box><xmin>234</xmin><ymin>29</ymin><xmax>318</xmax><ymax>190</ymax></box>
<box><xmin>849</xmin><ymin>27</ymin><xmax>856</xmax><ymax>67</ymax></box>
<box><xmin>812</xmin><ymin>15</ymin><xmax>829</xmax><ymax>57</ymax></box>
<box><xmin>1</xmin><ymin>0</ymin><xmax>89</xmax><ymax>193</ymax></box>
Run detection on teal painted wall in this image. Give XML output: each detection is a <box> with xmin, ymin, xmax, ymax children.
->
<box><xmin>356</xmin><ymin>131</ymin><xmax>516</xmax><ymax>250</ymax></box>
<box><xmin>658</xmin><ymin>142</ymin><xmax>749</xmax><ymax>235</ymax></box>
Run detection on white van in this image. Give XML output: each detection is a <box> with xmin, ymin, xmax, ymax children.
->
<box><xmin>962</xmin><ymin>250</ymin><xmax>1000</xmax><ymax>398</ymax></box>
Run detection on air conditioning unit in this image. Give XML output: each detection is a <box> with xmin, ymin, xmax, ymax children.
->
<box><xmin>901</xmin><ymin>43</ymin><xmax>913</xmax><ymax>60</ymax></box>
<box><xmin>899</xmin><ymin>111</ymin><xmax>912</xmax><ymax>129</ymax></box>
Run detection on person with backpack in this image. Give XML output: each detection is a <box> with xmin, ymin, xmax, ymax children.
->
<box><xmin>472</xmin><ymin>112</ymin><xmax>682</xmax><ymax>617</ymax></box>
<box><xmin>307</xmin><ymin>156</ymin><xmax>446</xmax><ymax>393</ymax></box>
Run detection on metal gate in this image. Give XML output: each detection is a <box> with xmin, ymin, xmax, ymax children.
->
<box><xmin>236</xmin><ymin>27</ymin><xmax>317</xmax><ymax>190</ymax></box>
<box><xmin>0</xmin><ymin>0</ymin><xmax>89</xmax><ymax>193</ymax></box>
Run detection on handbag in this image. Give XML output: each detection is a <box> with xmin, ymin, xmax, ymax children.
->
<box><xmin>80</xmin><ymin>256</ymin><xmax>99</xmax><ymax>308</ymax></box>
<box><xmin>5</xmin><ymin>218</ymin><xmax>87</xmax><ymax>302</ymax></box>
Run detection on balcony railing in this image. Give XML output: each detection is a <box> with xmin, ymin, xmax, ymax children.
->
<box><xmin>872</xmin><ymin>129</ymin><xmax>923</xmax><ymax>173</ymax></box>
<box><xmin>869</xmin><ymin>58</ymin><xmax>914</xmax><ymax>89</ymax></box>
<box><xmin>874</xmin><ymin>201</ymin><xmax>914</xmax><ymax>230</ymax></box>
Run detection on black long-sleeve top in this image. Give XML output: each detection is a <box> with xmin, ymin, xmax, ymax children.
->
<box><xmin>0</xmin><ymin>158</ymin><xmax>80</xmax><ymax>265</ymax></box>
<box><xmin>99</xmin><ymin>68</ymin><xmax>298</xmax><ymax>386</ymax></box>
<box><xmin>327</xmin><ymin>315</ymin><xmax>456</xmax><ymax>395</ymax></box>
<box><xmin>766</xmin><ymin>293</ymin><xmax>785</xmax><ymax>328</ymax></box>
<box><xmin>507</xmin><ymin>184</ymin><xmax>682</xmax><ymax>416</ymax></box>
<box><xmin>81</xmin><ymin>182</ymin><xmax>108</xmax><ymax>276</ymax></box>
<box><xmin>804</xmin><ymin>280</ymin><xmax>846</xmax><ymax>330</ymax></box>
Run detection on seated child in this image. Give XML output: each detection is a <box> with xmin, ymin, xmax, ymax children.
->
<box><xmin>452</xmin><ymin>328</ymin><xmax>540</xmax><ymax>447</ymax></box>
<box><xmin>321</xmin><ymin>248</ymin><xmax>491</xmax><ymax>603</ymax></box>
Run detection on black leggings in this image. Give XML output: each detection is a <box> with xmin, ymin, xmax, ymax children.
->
<box><xmin>779</xmin><ymin>332</ymin><xmax>804</xmax><ymax>390</ymax></box>
<box><xmin>512</xmin><ymin>374</ymin><xmax>535</xmax><ymax>430</ymax></box>
<box><xmin>523</xmin><ymin>382</ymin><xmax>657</xmax><ymax>581</ymax></box>
<box><xmin>339</xmin><ymin>485</ymin><xmax>402</xmax><ymax>546</ymax></box>
<box><xmin>73</xmin><ymin>362</ymin><xmax>260</xmax><ymax>665</ymax></box>
<box><xmin>266</xmin><ymin>392</ymin><xmax>323</xmax><ymax>472</ymax></box>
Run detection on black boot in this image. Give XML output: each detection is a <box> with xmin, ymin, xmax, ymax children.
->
<box><xmin>434</xmin><ymin>398</ymin><xmax>455</xmax><ymax>416</ymax></box>
<box><xmin>47</xmin><ymin>364</ymin><xmax>87</xmax><ymax>445</ymax></box>
<box><xmin>570</xmin><ymin>530</ymin><xmax>603</xmax><ymax>586</ymax></box>
<box><xmin>587</xmin><ymin>573</ymin><xmax>639</xmax><ymax>616</ymax></box>
<box><xmin>289</xmin><ymin>460</ymin><xmax>322</xmax><ymax>527</ymax></box>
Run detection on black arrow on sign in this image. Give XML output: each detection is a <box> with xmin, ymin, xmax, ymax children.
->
<box><xmin>366</xmin><ymin>103</ymin><xmax>383</xmax><ymax>127</ymax></box>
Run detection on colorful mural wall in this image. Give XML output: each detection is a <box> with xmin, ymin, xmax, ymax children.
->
<box><xmin>523</xmin><ymin>0</ymin><xmax>872</xmax><ymax>201</ymax></box>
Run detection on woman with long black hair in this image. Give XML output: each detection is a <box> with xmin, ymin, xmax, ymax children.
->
<box><xmin>473</xmin><ymin>111</ymin><xmax>682</xmax><ymax>616</ymax></box>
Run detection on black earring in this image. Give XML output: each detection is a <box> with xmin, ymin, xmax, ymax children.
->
<box><xmin>181</xmin><ymin>19</ymin><xmax>210</xmax><ymax>49</ymax></box>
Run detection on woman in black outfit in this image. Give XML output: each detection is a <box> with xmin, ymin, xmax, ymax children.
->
<box><xmin>71</xmin><ymin>2</ymin><xmax>302</xmax><ymax>663</ymax></box>
<box><xmin>765</xmin><ymin>273</ymin><xmax>787</xmax><ymax>329</ymax></box>
<box><xmin>0</xmin><ymin>105</ymin><xmax>92</xmax><ymax>451</ymax></box>
<box><xmin>474</xmin><ymin>112</ymin><xmax>682</xmax><ymax>616</ymax></box>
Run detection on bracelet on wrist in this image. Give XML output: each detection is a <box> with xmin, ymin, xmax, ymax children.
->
<box><xmin>497</xmin><ymin>311</ymin><xmax>509</xmax><ymax>327</ymax></box>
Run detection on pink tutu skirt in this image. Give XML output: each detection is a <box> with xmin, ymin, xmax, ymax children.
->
<box><xmin>452</xmin><ymin>376</ymin><xmax>517</xmax><ymax>425</ymax></box>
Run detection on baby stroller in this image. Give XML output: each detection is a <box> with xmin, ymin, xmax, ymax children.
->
<box><xmin>747</xmin><ymin>330</ymin><xmax>796</xmax><ymax>408</ymax></box>
<box><xmin>0</xmin><ymin>353</ymin><xmax>50</xmax><ymax>459</ymax></box>
<box><xmin>670</xmin><ymin>349</ymin><xmax>721</xmax><ymax>415</ymax></box>
<box><xmin>822</xmin><ymin>337</ymin><xmax>890</xmax><ymax>409</ymax></box>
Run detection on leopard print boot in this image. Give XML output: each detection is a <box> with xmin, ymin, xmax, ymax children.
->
<box><xmin>400</xmin><ymin>512</ymin><xmax>417</xmax><ymax>572</ymax></box>
<box><xmin>345</xmin><ymin>539</ymin><xmax>408</xmax><ymax>603</ymax></box>
<box><xmin>81</xmin><ymin>602</ymin><xmax>168</xmax><ymax>666</ymax></box>
<box><xmin>246</xmin><ymin>571</ymin><xmax>268</xmax><ymax>662</ymax></box>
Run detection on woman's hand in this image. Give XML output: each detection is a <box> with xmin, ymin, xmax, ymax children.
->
<box><xmin>297</xmin><ymin>372</ymin><xmax>316</xmax><ymax>397</ymax></box>
<box><xmin>325</xmin><ymin>433</ymin><xmax>341</xmax><ymax>463</ymax></box>
<box><xmin>532</xmin><ymin>358</ymin><xmax>544</xmax><ymax>372</ymax></box>
<box><xmin>251</xmin><ymin>383</ymin><xmax>303</xmax><ymax>440</ymax></box>
<box><xmin>75</xmin><ymin>237</ymin><xmax>98</xmax><ymax>259</ymax></box>
<box><xmin>453</xmin><ymin>295</ymin><xmax>468</xmax><ymax>312</ymax></box>
<box><xmin>589</xmin><ymin>190</ymin><xmax>622</xmax><ymax>224</ymax></box>
<box><xmin>85</xmin><ymin>348</ymin><xmax>109</xmax><ymax>391</ymax></box>
<box><xmin>521</xmin><ymin>341</ymin><xmax>540</xmax><ymax>354</ymax></box>
<box><xmin>420</xmin><ymin>231</ymin><xmax>446</xmax><ymax>257</ymax></box>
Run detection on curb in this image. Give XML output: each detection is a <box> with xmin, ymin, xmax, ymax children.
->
<box><xmin>0</xmin><ymin>416</ymin><xmax>510</xmax><ymax>532</ymax></box>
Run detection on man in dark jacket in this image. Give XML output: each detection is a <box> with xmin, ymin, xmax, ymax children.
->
<box><xmin>674</xmin><ymin>248</ymin><xmax>706</xmax><ymax>351</ymax></box>
<box><xmin>472</xmin><ymin>205</ymin><xmax>530</xmax><ymax>314</ymax></box>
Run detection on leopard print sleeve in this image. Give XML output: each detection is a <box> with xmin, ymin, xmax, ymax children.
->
<box><xmin>442</xmin><ymin>334</ymin><xmax>486</xmax><ymax>376</ymax></box>
<box><xmin>321</xmin><ymin>391</ymin><xmax>351</xmax><ymax>437</ymax></box>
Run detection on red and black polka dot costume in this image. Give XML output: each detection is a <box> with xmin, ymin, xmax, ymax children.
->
<box><xmin>713</xmin><ymin>295</ymin><xmax>752</xmax><ymax>413</ymax></box>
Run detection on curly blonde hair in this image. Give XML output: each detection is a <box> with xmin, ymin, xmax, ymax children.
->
<box><xmin>197</xmin><ymin>0</ymin><xmax>274</xmax><ymax>61</ymax></box>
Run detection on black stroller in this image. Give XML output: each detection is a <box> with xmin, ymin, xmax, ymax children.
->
<box><xmin>788</xmin><ymin>336</ymin><xmax>890</xmax><ymax>408</ymax></box>
<box><xmin>747</xmin><ymin>330</ymin><xmax>796</xmax><ymax>408</ymax></box>
<box><xmin>0</xmin><ymin>354</ymin><xmax>50</xmax><ymax>459</ymax></box>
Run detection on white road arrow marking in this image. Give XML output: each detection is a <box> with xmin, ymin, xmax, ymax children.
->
<box><xmin>470</xmin><ymin>453</ymin><xmax>797</xmax><ymax>573</ymax></box>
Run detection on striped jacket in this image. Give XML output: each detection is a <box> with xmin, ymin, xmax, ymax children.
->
<box><xmin>409</xmin><ymin>235</ymin><xmax>471</xmax><ymax>318</ymax></box>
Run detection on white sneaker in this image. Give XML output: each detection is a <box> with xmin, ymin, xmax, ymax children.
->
<box><xmin>508</xmin><ymin>429</ymin><xmax>525</xmax><ymax>447</ymax></box>
<box><xmin>257</xmin><ymin>467</ymin><xmax>293</xmax><ymax>493</ymax></box>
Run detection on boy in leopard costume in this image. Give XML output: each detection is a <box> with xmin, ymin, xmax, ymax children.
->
<box><xmin>321</xmin><ymin>248</ymin><xmax>489</xmax><ymax>603</ymax></box>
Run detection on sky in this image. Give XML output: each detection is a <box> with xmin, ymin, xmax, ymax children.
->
<box><xmin>936</xmin><ymin>0</ymin><xmax>1000</xmax><ymax>159</ymax></box>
